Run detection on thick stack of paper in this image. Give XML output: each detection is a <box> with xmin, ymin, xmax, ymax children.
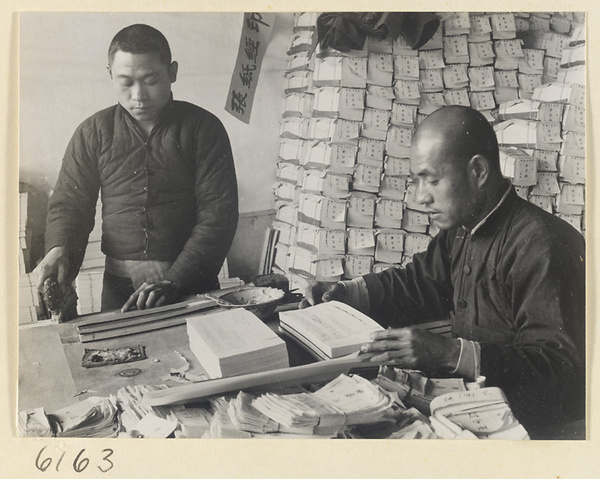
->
<box><xmin>75</xmin><ymin>201</ymin><xmax>104</xmax><ymax>314</ymax></box>
<box><xmin>228</xmin><ymin>391</ymin><xmax>284</xmax><ymax>434</ymax></box>
<box><xmin>115</xmin><ymin>384</ymin><xmax>171</xmax><ymax>434</ymax></box>
<box><xmin>429</xmin><ymin>387</ymin><xmax>530</xmax><ymax>439</ymax></box>
<box><xmin>279</xmin><ymin>300</ymin><xmax>384</xmax><ymax>360</ymax></box>
<box><xmin>18</xmin><ymin>184</ymin><xmax>47</xmax><ymax>275</ymax></box>
<box><xmin>375</xmin><ymin>366</ymin><xmax>483</xmax><ymax>414</ymax></box>
<box><xmin>76</xmin><ymin>271</ymin><xmax>103</xmax><ymax>315</ymax></box>
<box><xmin>186</xmin><ymin>308</ymin><xmax>289</xmax><ymax>379</ymax></box>
<box><xmin>201</xmin><ymin>398</ymin><xmax>253</xmax><ymax>438</ymax></box>
<box><xmin>19</xmin><ymin>273</ymin><xmax>43</xmax><ymax>324</ymax></box>
<box><xmin>46</xmin><ymin>396</ymin><xmax>120</xmax><ymax>438</ymax></box>
<box><xmin>252</xmin><ymin>374</ymin><xmax>396</xmax><ymax>432</ymax></box>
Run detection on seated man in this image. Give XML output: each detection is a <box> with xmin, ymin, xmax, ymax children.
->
<box><xmin>33</xmin><ymin>24</ymin><xmax>238</xmax><ymax>312</ymax></box>
<box><xmin>302</xmin><ymin>106</ymin><xmax>585</xmax><ymax>439</ymax></box>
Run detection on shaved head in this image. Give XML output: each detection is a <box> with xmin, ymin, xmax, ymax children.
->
<box><xmin>413</xmin><ymin>106</ymin><xmax>500</xmax><ymax>172</ymax></box>
<box><xmin>409</xmin><ymin>106</ymin><xmax>505</xmax><ymax>231</ymax></box>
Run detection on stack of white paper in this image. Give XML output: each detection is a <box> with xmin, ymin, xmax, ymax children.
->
<box><xmin>375</xmin><ymin>229</ymin><xmax>405</xmax><ymax>264</ymax></box>
<box><xmin>347</xmin><ymin>228</ymin><xmax>376</xmax><ymax>255</ymax></box>
<box><xmin>347</xmin><ymin>192</ymin><xmax>377</xmax><ymax>228</ymax></box>
<box><xmin>313</xmin><ymin>56</ymin><xmax>367</xmax><ymax>88</ymax></box>
<box><xmin>343</xmin><ymin>255</ymin><xmax>374</xmax><ymax>279</ymax></box>
<box><xmin>47</xmin><ymin>396</ymin><xmax>120</xmax><ymax>438</ymax></box>
<box><xmin>288</xmin><ymin>245</ymin><xmax>344</xmax><ymax>282</ymax></box>
<box><xmin>499</xmin><ymin>147</ymin><xmax>538</xmax><ymax>186</ymax></box>
<box><xmin>186</xmin><ymin>308</ymin><xmax>289</xmax><ymax>379</ymax></box>
<box><xmin>430</xmin><ymin>387</ymin><xmax>530</xmax><ymax>440</ymax></box>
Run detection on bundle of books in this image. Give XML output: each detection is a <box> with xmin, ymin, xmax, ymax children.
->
<box><xmin>186</xmin><ymin>308</ymin><xmax>289</xmax><ymax>379</ymax></box>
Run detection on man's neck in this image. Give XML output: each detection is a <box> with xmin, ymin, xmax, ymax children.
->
<box><xmin>137</xmin><ymin>121</ymin><xmax>156</xmax><ymax>137</ymax></box>
<box><xmin>467</xmin><ymin>178</ymin><xmax>511</xmax><ymax>233</ymax></box>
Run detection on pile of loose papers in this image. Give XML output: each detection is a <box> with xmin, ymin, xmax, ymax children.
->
<box><xmin>46</xmin><ymin>396</ymin><xmax>120</xmax><ymax>438</ymax></box>
<box><xmin>252</xmin><ymin>374</ymin><xmax>397</xmax><ymax>434</ymax></box>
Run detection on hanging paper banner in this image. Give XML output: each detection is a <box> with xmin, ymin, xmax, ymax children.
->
<box><xmin>225</xmin><ymin>12</ymin><xmax>275</xmax><ymax>124</ymax></box>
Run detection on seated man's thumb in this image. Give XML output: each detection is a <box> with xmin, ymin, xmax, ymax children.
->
<box><xmin>322</xmin><ymin>282</ymin><xmax>346</xmax><ymax>302</ymax></box>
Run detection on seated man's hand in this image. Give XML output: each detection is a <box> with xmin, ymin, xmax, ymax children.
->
<box><xmin>299</xmin><ymin>281</ymin><xmax>346</xmax><ymax>309</ymax></box>
<box><xmin>121</xmin><ymin>280</ymin><xmax>184</xmax><ymax>312</ymax></box>
<box><xmin>360</xmin><ymin>327</ymin><xmax>461</xmax><ymax>374</ymax></box>
<box><xmin>32</xmin><ymin>246</ymin><xmax>70</xmax><ymax>292</ymax></box>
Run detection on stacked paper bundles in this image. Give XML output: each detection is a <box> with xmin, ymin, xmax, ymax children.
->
<box><xmin>19</xmin><ymin>273</ymin><xmax>44</xmax><ymax>324</ymax></box>
<box><xmin>252</xmin><ymin>374</ymin><xmax>396</xmax><ymax>433</ymax></box>
<box><xmin>76</xmin><ymin>202</ymin><xmax>104</xmax><ymax>314</ymax></box>
<box><xmin>18</xmin><ymin>185</ymin><xmax>47</xmax><ymax>275</ymax></box>
<box><xmin>18</xmin><ymin>185</ymin><xmax>47</xmax><ymax>323</ymax></box>
<box><xmin>270</xmin><ymin>12</ymin><xmax>585</xmax><ymax>287</ymax></box>
<box><xmin>186</xmin><ymin>308</ymin><xmax>289</xmax><ymax>379</ymax></box>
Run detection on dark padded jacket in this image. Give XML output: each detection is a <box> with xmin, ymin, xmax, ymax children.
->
<box><xmin>45</xmin><ymin>99</ymin><xmax>238</xmax><ymax>293</ymax></box>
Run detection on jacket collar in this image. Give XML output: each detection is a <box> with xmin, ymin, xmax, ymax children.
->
<box><xmin>117</xmin><ymin>94</ymin><xmax>175</xmax><ymax>129</ymax></box>
<box><xmin>461</xmin><ymin>180</ymin><xmax>518</xmax><ymax>237</ymax></box>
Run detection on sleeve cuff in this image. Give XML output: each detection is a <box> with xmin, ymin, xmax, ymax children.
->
<box><xmin>451</xmin><ymin>338</ymin><xmax>481</xmax><ymax>381</ymax></box>
<box><xmin>339</xmin><ymin>277</ymin><xmax>370</xmax><ymax>314</ymax></box>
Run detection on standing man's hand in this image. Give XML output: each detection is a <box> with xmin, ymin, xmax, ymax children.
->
<box><xmin>360</xmin><ymin>328</ymin><xmax>461</xmax><ymax>374</ymax></box>
<box><xmin>32</xmin><ymin>246</ymin><xmax>70</xmax><ymax>292</ymax></box>
<box><xmin>299</xmin><ymin>281</ymin><xmax>347</xmax><ymax>309</ymax></box>
<box><xmin>121</xmin><ymin>280</ymin><xmax>184</xmax><ymax>312</ymax></box>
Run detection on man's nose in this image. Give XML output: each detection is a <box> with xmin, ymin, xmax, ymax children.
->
<box><xmin>417</xmin><ymin>184</ymin><xmax>433</xmax><ymax>205</ymax></box>
<box><xmin>131</xmin><ymin>83</ymin><xmax>148</xmax><ymax>102</ymax></box>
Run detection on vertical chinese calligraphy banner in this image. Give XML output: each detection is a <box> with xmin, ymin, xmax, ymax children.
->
<box><xmin>225</xmin><ymin>12</ymin><xmax>275</xmax><ymax>124</ymax></box>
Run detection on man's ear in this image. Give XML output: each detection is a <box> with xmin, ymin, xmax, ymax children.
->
<box><xmin>106</xmin><ymin>64</ymin><xmax>112</xmax><ymax>79</ymax></box>
<box><xmin>168</xmin><ymin>61</ymin><xmax>178</xmax><ymax>83</ymax></box>
<box><xmin>468</xmin><ymin>154</ymin><xmax>489</xmax><ymax>188</ymax></box>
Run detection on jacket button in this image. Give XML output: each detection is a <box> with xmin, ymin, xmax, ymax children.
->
<box><xmin>458</xmin><ymin>299</ymin><xmax>467</xmax><ymax>309</ymax></box>
<box><xmin>463</xmin><ymin>265</ymin><xmax>472</xmax><ymax>275</ymax></box>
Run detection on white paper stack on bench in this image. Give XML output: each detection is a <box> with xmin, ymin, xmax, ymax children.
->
<box><xmin>251</xmin><ymin>374</ymin><xmax>396</xmax><ymax>432</ymax></box>
<box><xmin>429</xmin><ymin>387</ymin><xmax>530</xmax><ymax>440</ymax></box>
<box><xmin>279</xmin><ymin>301</ymin><xmax>384</xmax><ymax>360</ymax></box>
<box><xmin>186</xmin><ymin>309</ymin><xmax>289</xmax><ymax>379</ymax></box>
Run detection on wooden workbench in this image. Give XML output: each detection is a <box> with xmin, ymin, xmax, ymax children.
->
<box><xmin>18</xmin><ymin>304</ymin><xmax>314</xmax><ymax>413</ymax></box>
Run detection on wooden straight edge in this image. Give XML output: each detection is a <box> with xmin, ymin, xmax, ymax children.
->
<box><xmin>77</xmin><ymin>306</ymin><xmax>219</xmax><ymax>335</ymax></box>
<box><xmin>75</xmin><ymin>297</ymin><xmax>214</xmax><ymax>327</ymax></box>
<box><xmin>79</xmin><ymin>315</ymin><xmax>190</xmax><ymax>342</ymax></box>
<box><xmin>142</xmin><ymin>352</ymin><xmax>380</xmax><ymax>407</ymax></box>
<box><xmin>75</xmin><ymin>284</ymin><xmax>254</xmax><ymax>327</ymax></box>
<box><xmin>77</xmin><ymin>302</ymin><xmax>219</xmax><ymax>334</ymax></box>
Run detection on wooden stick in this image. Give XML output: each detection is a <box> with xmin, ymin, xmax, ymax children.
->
<box><xmin>142</xmin><ymin>353</ymin><xmax>380</xmax><ymax>407</ymax></box>
<box><xmin>77</xmin><ymin>301</ymin><xmax>218</xmax><ymax>334</ymax></box>
<box><xmin>75</xmin><ymin>297</ymin><xmax>216</xmax><ymax>327</ymax></box>
<box><xmin>79</xmin><ymin>315</ymin><xmax>191</xmax><ymax>342</ymax></box>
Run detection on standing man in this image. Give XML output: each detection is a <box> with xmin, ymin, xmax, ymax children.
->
<box><xmin>302</xmin><ymin>106</ymin><xmax>585</xmax><ymax>439</ymax></box>
<box><xmin>33</xmin><ymin>24</ymin><xmax>238</xmax><ymax>312</ymax></box>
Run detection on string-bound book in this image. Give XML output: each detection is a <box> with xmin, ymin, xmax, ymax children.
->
<box><xmin>279</xmin><ymin>301</ymin><xmax>384</xmax><ymax>360</ymax></box>
<box><xmin>186</xmin><ymin>309</ymin><xmax>289</xmax><ymax>379</ymax></box>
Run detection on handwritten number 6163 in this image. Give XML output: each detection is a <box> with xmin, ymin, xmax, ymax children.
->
<box><xmin>35</xmin><ymin>446</ymin><xmax>114</xmax><ymax>473</ymax></box>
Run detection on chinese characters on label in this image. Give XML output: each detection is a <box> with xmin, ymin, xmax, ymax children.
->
<box><xmin>225</xmin><ymin>13</ymin><xmax>275</xmax><ymax>123</ymax></box>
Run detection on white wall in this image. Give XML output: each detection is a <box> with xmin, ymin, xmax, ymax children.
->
<box><xmin>19</xmin><ymin>12</ymin><xmax>293</xmax><ymax>213</ymax></box>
